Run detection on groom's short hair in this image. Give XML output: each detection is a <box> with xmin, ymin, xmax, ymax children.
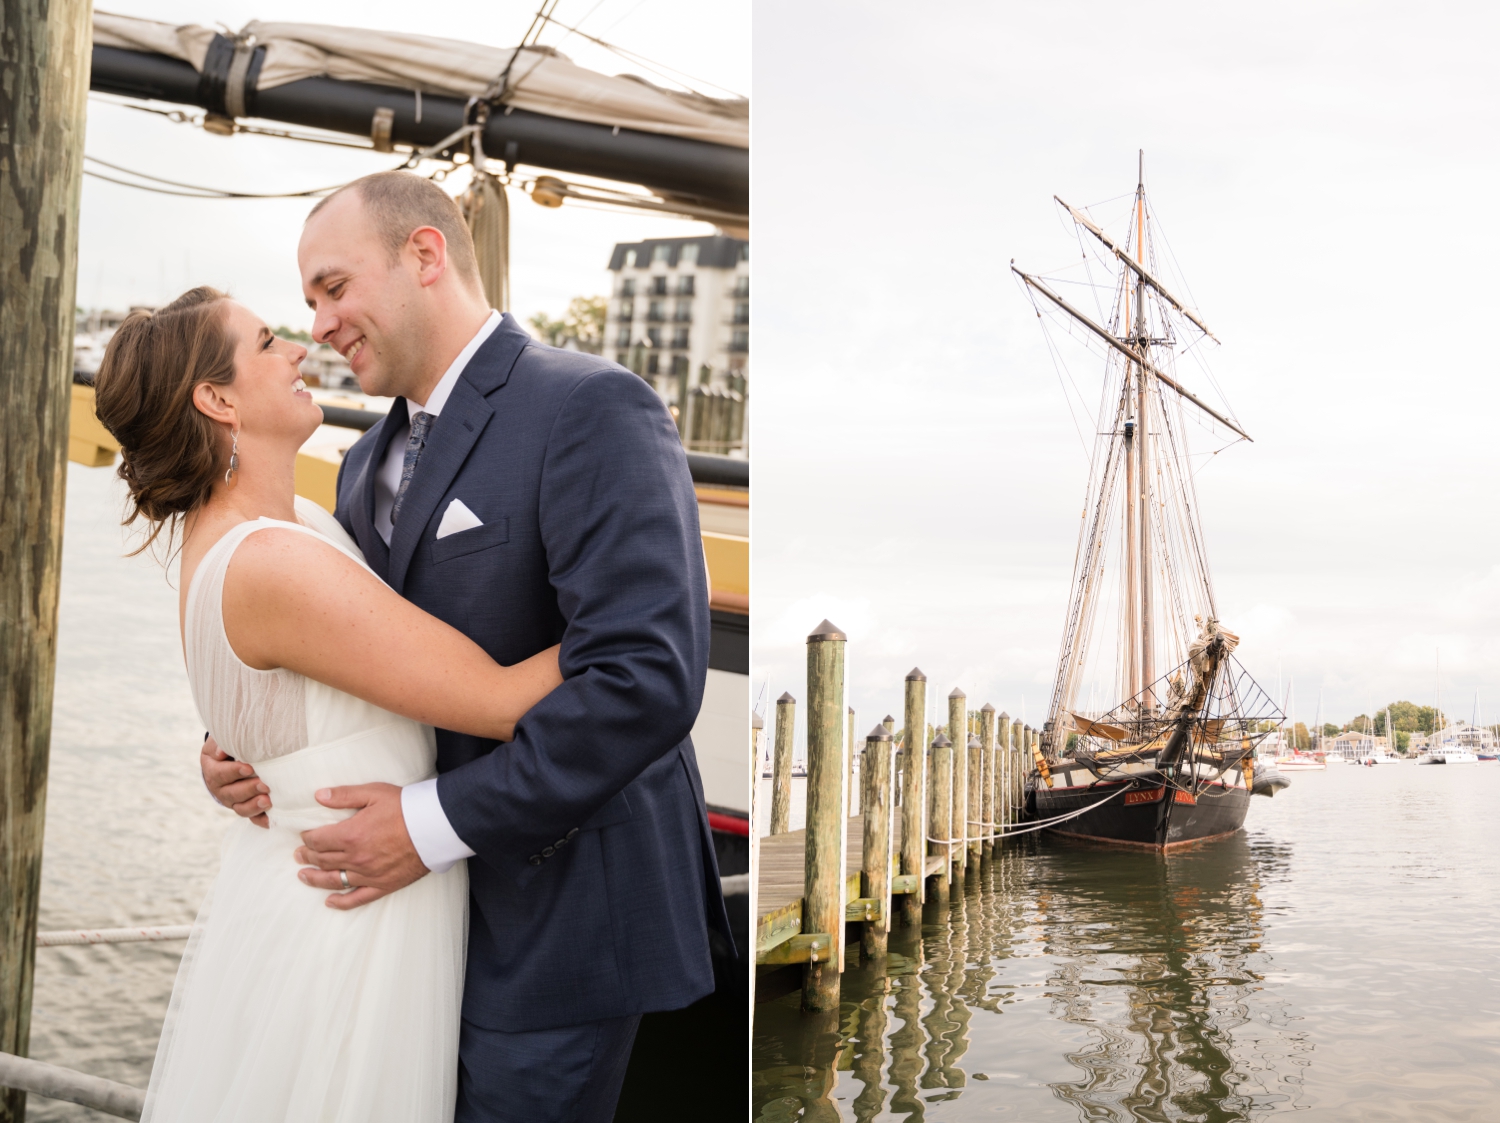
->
<box><xmin>310</xmin><ymin>171</ymin><xmax>481</xmax><ymax>288</ymax></box>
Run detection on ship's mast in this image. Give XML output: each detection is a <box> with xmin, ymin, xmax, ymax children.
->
<box><xmin>1135</xmin><ymin>152</ymin><xmax>1155</xmax><ymax>704</ymax></box>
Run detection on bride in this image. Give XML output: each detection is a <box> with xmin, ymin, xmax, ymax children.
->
<box><xmin>92</xmin><ymin>286</ymin><xmax>561</xmax><ymax>1122</ymax></box>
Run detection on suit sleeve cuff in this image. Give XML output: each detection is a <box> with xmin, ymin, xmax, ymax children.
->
<box><xmin>400</xmin><ymin>777</ymin><xmax>476</xmax><ymax>874</ymax></box>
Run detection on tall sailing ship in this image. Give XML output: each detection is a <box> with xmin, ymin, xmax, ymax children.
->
<box><xmin>1013</xmin><ymin>156</ymin><xmax>1283</xmax><ymax>849</ymax></box>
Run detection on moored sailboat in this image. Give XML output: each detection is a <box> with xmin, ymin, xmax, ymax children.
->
<box><xmin>1013</xmin><ymin>156</ymin><xmax>1283</xmax><ymax>850</ymax></box>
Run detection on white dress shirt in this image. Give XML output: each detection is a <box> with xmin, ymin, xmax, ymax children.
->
<box><xmin>391</xmin><ymin>310</ymin><xmax>502</xmax><ymax>874</ymax></box>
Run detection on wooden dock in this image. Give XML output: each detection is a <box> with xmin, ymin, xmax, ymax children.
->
<box><xmin>755</xmin><ymin>815</ymin><xmax>941</xmax><ymax>964</ymax></box>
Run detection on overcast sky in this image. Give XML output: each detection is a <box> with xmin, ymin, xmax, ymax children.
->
<box><xmin>79</xmin><ymin>0</ymin><xmax>748</xmax><ymax>331</ymax></box>
<box><xmin>751</xmin><ymin>0</ymin><xmax>1500</xmax><ymax>748</ymax></box>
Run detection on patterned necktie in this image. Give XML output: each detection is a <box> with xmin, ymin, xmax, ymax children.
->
<box><xmin>390</xmin><ymin>410</ymin><xmax>434</xmax><ymax>526</ymax></box>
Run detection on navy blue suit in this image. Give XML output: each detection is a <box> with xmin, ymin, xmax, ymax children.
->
<box><xmin>334</xmin><ymin>315</ymin><xmax>730</xmax><ymax>1117</ymax></box>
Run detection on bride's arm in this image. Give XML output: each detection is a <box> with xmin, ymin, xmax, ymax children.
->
<box><xmin>220</xmin><ymin>527</ymin><xmax>560</xmax><ymax>740</ymax></box>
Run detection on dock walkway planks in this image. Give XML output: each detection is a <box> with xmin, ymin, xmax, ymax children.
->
<box><xmin>756</xmin><ymin>815</ymin><xmax>944</xmax><ymax>959</ymax></box>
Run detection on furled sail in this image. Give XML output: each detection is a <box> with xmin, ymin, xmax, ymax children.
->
<box><xmin>92</xmin><ymin>11</ymin><xmax>748</xmax><ymax>148</ymax></box>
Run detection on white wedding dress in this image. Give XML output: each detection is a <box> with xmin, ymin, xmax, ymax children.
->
<box><xmin>142</xmin><ymin>499</ymin><xmax>467</xmax><ymax>1123</ymax></box>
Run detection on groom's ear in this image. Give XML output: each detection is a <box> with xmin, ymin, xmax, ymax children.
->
<box><xmin>406</xmin><ymin>226</ymin><xmax>449</xmax><ymax>289</ymax></box>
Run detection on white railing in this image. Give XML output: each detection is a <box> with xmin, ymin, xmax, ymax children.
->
<box><xmin>0</xmin><ymin>1052</ymin><xmax>144</xmax><ymax>1120</ymax></box>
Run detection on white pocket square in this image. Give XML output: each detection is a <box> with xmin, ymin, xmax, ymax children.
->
<box><xmin>436</xmin><ymin>499</ymin><xmax>484</xmax><ymax>539</ymax></box>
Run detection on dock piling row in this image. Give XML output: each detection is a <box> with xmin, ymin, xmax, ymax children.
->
<box><xmin>754</xmin><ymin>628</ymin><xmax>1036</xmax><ymax>1013</ymax></box>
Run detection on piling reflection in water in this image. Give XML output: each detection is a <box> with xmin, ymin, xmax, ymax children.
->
<box><xmin>753</xmin><ymin>834</ymin><xmax>1305</xmax><ymax>1121</ymax></box>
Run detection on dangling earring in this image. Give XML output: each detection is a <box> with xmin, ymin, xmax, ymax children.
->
<box><xmin>225</xmin><ymin>430</ymin><xmax>240</xmax><ymax>485</ymax></box>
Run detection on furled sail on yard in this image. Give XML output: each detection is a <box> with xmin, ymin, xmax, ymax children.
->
<box><xmin>92</xmin><ymin>11</ymin><xmax>747</xmax><ymax>148</ymax></box>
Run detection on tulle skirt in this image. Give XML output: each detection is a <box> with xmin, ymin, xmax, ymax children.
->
<box><xmin>142</xmin><ymin>726</ymin><xmax>467</xmax><ymax>1123</ymax></box>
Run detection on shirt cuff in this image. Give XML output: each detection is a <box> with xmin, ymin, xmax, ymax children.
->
<box><xmin>400</xmin><ymin>778</ymin><xmax>476</xmax><ymax>874</ymax></box>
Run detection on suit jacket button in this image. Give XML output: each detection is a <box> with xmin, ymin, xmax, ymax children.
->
<box><xmin>566</xmin><ymin>828</ymin><xmax>579</xmax><ymax>840</ymax></box>
<box><xmin>529</xmin><ymin>855</ymin><xmax>542</xmax><ymax>866</ymax></box>
<box><xmin>554</xmin><ymin>837</ymin><xmax>568</xmax><ymax>848</ymax></box>
<box><xmin>542</xmin><ymin>845</ymin><xmax>555</xmax><ymax>858</ymax></box>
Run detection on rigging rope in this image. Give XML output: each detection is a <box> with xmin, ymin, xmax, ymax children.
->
<box><xmin>926</xmin><ymin>784</ymin><xmax>1128</xmax><ymax>844</ymax></box>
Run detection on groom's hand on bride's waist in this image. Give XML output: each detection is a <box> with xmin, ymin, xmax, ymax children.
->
<box><xmin>295</xmin><ymin>783</ymin><xmax>428</xmax><ymax>910</ymax></box>
<box><xmin>201</xmin><ymin>737</ymin><xmax>270</xmax><ymax>828</ymax></box>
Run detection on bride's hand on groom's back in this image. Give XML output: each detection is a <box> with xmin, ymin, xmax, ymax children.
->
<box><xmin>201</xmin><ymin>736</ymin><xmax>271</xmax><ymax>827</ymax></box>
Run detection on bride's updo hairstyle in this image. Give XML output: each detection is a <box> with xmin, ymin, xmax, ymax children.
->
<box><xmin>92</xmin><ymin>286</ymin><xmax>238</xmax><ymax>553</ymax></box>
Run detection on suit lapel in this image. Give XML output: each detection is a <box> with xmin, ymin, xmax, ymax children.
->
<box><xmin>346</xmin><ymin>399</ymin><xmax>408</xmax><ymax>582</ymax></box>
<box><xmin>386</xmin><ymin>380</ymin><xmax>494</xmax><ymax>594</ymax></box>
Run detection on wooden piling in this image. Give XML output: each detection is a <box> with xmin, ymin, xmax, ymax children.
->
<box><xmin>947</xmin><ymin>689</ymin><xmax>967</xmax><ymax>876</ymax></box>
<box><xmin>997</xmin><ymin>712</ymin><xmax>1011</xmax><ymax>838</ymax></box>
<box><xmin>882</xmin><ymin>714</ymin><xmax>897</xmax><ymax>809</ymax></box>
<box><xmin>1</xmin><ymin>6</ymin><xmax>91</xmax><ymax>1118</ymax></box>
<box><xmin>929</xmin><ymin>733</ymin><xmax>952</xmax><ymax>904</ymax></box>
<box><xmin>979</xmin><ymin>704</ymin><xmax>996</xmax><ymax>858</ymax></box>
<box><xmin>802</xmin><ymin>620</ymin><xmax>847</xmax><ymax>1012</ymax></box>
<box><xmin>966</xmin><ymin>735</ymin><xmax>983</xmax><ymax>863</ymax></box>
<box><xmin>900</xmin><ymin>670</ymin><xmax>927</xmax><ymax>925</ymax></box>
<box><xmin>860</xmin><ymin>726</ymin><xmax>893</xmax><ymax>960</ymax></box>
<box><xmin>770</xmin><ymin>693</ymin><xmax>795</xmax><ymax>834</ymax></box>
<box><xmin>847</xmin><ymin>706</ymin><xmax>856</xmax><ymax>815</ymax></box>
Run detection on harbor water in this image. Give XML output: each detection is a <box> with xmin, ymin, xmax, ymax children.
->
<box><xmin>29</xmin><ymin>464</ymin><xmax>232</xmax><ymax>1120</ymax></box>
<box><xmin>753</xmin><ymin>764</ymin><xmax>1500</xmax><ymax>1120</ymax></box>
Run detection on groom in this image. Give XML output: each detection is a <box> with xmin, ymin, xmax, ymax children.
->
<box><xmin>203</xmin><ymin>170</ymin><xmax>729</xmax><ymax>1121</ymax></box>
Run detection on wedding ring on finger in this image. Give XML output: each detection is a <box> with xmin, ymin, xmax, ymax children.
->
<box><xmin>339</xmin><ymin>869</ymin><xmax>351</xmax><ymax>891</ymax></box>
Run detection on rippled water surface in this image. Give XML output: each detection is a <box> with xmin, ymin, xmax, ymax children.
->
<box><xmin>28</xmin><ymin>465</ymin><xmax>231</xmax><ymax>1121</ymax></box>
<box><xmin>754</xmin><ymin>762</ymin><xmax>1500</xmax><ymax>1120</ymax></box>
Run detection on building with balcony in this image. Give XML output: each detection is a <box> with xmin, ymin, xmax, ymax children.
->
<box><xmin>607</xmin><ymin>234</ymin><xmax>748</xmax><ymax>454</ymax></box>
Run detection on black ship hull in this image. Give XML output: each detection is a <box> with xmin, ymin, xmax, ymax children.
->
<box><xmin>1033</xmin><ymin>779</ymin><xmax>1250</xmax><ymax>851</ymax></box>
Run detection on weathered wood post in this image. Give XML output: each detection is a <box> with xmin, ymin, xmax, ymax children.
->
<box><xmin>860</xmin><ymin>725</ymin><xmax>893</xmax><ymax>960</ymax></box>
<box><xmin>882</xmin><ymin>714</ymin><xmax>896</xmax><ymax>808</ymax></box>
<box><xmin>947</xmin><ymin>689</ymin><xmax>968</xmax><ymax>878</ymax></box>
<box><xmin>998</xmin><ymin>711</ymin><xmax>1011</xmax><ymax>837</ymax></box>
<box><xmin>928</xmin><ymin>733</ymin><xmax>952</xmax><ymax>904</ymax></box>
<box><xmin>770</xmin><ymin>692</ymin><xmax>795</xmax><ymax>834</ymax></box>
<box><xmin>979</xmin><ymin>703</ymin><xmax>996</xmax><ymax>858</ymax></box>
<box><xmin>900</xmin><ymin>670</ymin><xmax>927</xmax><ymax>927</ymax></box>
<box><xmin>802</xmin><ymin>620</ymin><xmax>847</xmax><ymax>1012</ymax></box>
<box><xmin>1</xmin><ymin>6</ymin><xmax>91</xmax><ymax>1119</ymax></box>
<box><xmin>966</xmin><ymin>735</ymin><xmax>983</xmax><ymax>866</ymax></box>
<box><xmin>847</xmin><ymin>706</ymin><xmax>856</xmax><ymax>815</ymax></box>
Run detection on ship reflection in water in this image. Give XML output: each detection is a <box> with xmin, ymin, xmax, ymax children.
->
<box><xmin>753</xmin><ymin>834</ymin><xmax>1303</xmax><ymax>1122</ymax></box>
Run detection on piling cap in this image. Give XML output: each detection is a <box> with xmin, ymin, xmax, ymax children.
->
<box><xmin>848</xmin><ymin>706</ymin><xmax>855</xmax><ymax>715</ymax></box>
<box><xmin>807</xmin><ymin>619</ymin><xmax>847</xmax><ymax>642</ymax></box>
<box><xmin>968</xmin><ymin>735</ymin><xmax>982</xmax><ymax>748</ymax></box>
<box><xmin>777</xmin><ymin>692</ymin><xmax>796</xmax><ymax>705</ymax></box>
<box><xmin>751</xmin><ymin>712</ymin><xmax>764</xmax><ymax>729</ymax></box>
<box><xmin>906</xmin><ymin>667</ymin><xmax>927</xmax><ymax>682</ymax></box>
<box><xmin>883</xmin><ymin>714</ymin><xmax>895</xmax><ymax>723</ymax></box>
<box><xmin>866</xmin><ymin>725</ymin><xmax>892</xmax><ymax>741</ymax></box>
<box><xmin>949</xmin><ymin>687</ymin><xmax>966</xmax><ymax>699</ymax></box>
<box><xmin>932</xmin><ymin>733</ymin><xmax>951</xmax><ymax>748</ymax></box>
<box><xmin>998</xmin><ymin>711</ymin><xmax>1010</xmax><ymax>721</ymax></box>
<box><xmin>980</xmin><ymin>703</ymin><xmax>996</xmax><ymax>713</ymax></box>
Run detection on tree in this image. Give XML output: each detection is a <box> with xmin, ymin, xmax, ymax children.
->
<box><xmin>1292</xmin><ymin>722</ymin><xmax>1311</xmax><ymax>750</ymax></box>
<box><xmin>275</xmin><ymin>325</ymin><xmax>313</xmax><ymax>343</ymax></box>
<box><xmin>1321</xmin><ymin>723</ymin><xmax>1339</xmax><ymax>738</ymax></box>
<box><xmin>526</xmin><ymin>295</ymin><xmax>606</xmax><ymax>354</ymax></box>
<box><xmin>1384</xmin><ymin>701</ymin><xmax>1440</xmax><ymax>734</ymax></box>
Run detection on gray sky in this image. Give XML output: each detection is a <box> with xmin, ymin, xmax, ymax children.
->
<box><xmin>751</xmin><ymin>0</ymin><xmax>1500</xmax><ymax>744</ymax></box>
<box><xmin>80</xmin><ymin>0</ymin><xmax>748</xmax><ymax>331</ymax></box>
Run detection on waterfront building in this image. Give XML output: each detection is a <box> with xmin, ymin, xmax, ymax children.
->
<box><xmin>607</xmin><ymin>234</ymin><xmax>749</xmax><ymax>455</ymax></box>
<box><xmin>1327</xmin><ymin>730</ymin><xmax>1386</xmax><ymax>761</ymax></box>
<box><xmin>1440</xmin><ymin>720</ymin><xmax>1495</xmax><ymax>754</ymax></box>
